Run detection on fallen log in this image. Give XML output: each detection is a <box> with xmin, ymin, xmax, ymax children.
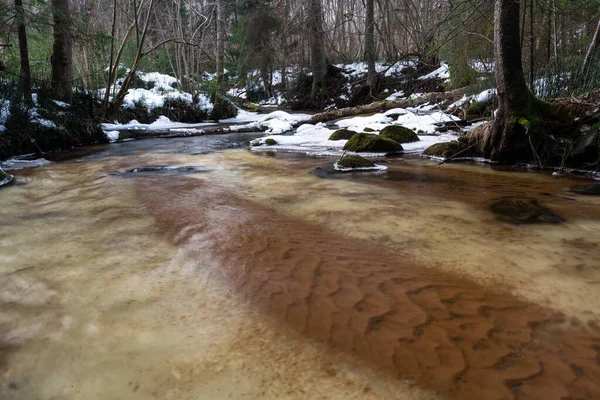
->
<box><xmin>114</xmin><ymin>87</ymin><xmax>471</xmax><ymax>141</ymax></box>
<box><xmin>308</xmin><ymin>87</ymin><xmax>470</xmax><ymax>124</ymax></box>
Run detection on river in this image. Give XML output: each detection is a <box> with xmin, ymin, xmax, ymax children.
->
<box><xmin>1</xmin><ymin>132</ymin><xmax>599</xmax><ymax>399</ymax></box>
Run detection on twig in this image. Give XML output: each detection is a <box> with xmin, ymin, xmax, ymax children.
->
<box><xmin>437</xmin><ymin>139</ymin><xmax>483</xmax><ymax>165</ymax></box>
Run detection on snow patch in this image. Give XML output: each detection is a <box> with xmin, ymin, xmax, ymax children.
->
<box><xmin>333</xmin><ymin>161</ymin><xmax>388</xmax><ymax>172</ymax></box>
<box><xmin>418</xmin><ymin>63</ymin><xmax>450</xmax><ymax>81</ymax></box>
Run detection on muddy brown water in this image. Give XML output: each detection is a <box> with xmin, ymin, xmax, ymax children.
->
<box><xmin>1</xmin><ymin>133</ymin><xmax>600</xmax><ymax>399</ymax></box>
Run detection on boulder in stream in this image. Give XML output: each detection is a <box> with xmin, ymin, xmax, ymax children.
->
<box><xmin>328</xmin><ymin>129</ymin><xmax>357</xmax><ymax>141</ymax></box>
<box><xmin>490</xmin><ymin>197</ymin><xmax>564</xmax><ymax>224</ymax></box>
<box><xmin>343</xmin><ymin>133</ymin><xmax>403</xmax><ymax>153</ymax></box>
<box><xmin>379</xmin><ymin>125</ymin><xmax>420</xmax><ymax>143</ymax></box>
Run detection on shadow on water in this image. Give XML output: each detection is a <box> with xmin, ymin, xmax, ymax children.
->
<box><xmin>44</xmin><ymin>131</ymin><xmax>266</xmax><ymax>163</ymax></box>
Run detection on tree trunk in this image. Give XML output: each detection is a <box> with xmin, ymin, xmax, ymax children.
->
<box><xmin>210</xmin><ymin>0</ymin><xmax>227</xmax><ymax>120</ymax></box>
<box><xmin>51</xmin><ymin>0</ymin><xmax>73</xmax><ymax>104</ymax></box>
<box><xmin>485</xmin><ymin>0</ymin><xmax>549</xmax><ymax>162</ymax></box>
<box><xmin>308</xmin><ymin>0</ymin><xmax>327</xmax><ymax>101</ymax></box>
<box><xmin>15</xmin><ymin>0</ymin><xmax>32</xmax><ymax>102</ymax></box>
<box><xmin>581</xmin><ymin>17</ymin><xmax>600</xmax><ymax>78</ymax></box>
<box><xmin>365</xmin><ymin>0</ymin><xmax>377</xmax><ymax>91</ymax></box>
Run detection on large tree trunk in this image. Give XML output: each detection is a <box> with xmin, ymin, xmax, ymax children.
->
<box><xmin>50</xmin><ymin>0</ymin><xmax>73</xmax><ymax>104</ymax></box>
<box><xmin>365</xmin><ymin>0</ymin><xmax>377</xmax><ymax>91</ymax></box>
<box><xmin>15</xmin><ymin>0</ymin><xmax>32</xmax><ymax>102</ymax></box>
<box><xmin>210</xmin><ymin>0</ymin><xmax>231</xmax><ymax>120</ymax></box>
<box><xmin>308</xmin><ymin>0</ymin><xmax>327</xmax><ymax>101</ymax></box>
<box><xmin>484</xmin><ymin>0</ymin><xmax>549</xmax><ymax>162</ymax></box>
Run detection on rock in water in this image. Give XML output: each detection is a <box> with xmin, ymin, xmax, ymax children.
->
<box><xmin>336</xmin><ymin>155</ymin><xmax>376</xmax><ymax>169</ymax></box>
<box><xmin>379</xmin><ymin>125</ymin><xmax>420</xmax><ymax>143</ymax></box>
<box><xmin>328</xmin><ymin>129</ymin><xmax>357</xmax><ymax>141</ymax></box>
<box><xmin>343</xmin><ymin>133</ymin><xmax>403</xmax><ymax>153</ymax></box>
<box><xmin>569</xmin><ymin>131</ymin><xmax>600</xmax><ymax>165</ymax></box>
<box><xmin>570</xmin><ymin>183</ymin><xmax>600</xmax><ymax>196</ymax></box>
<box><xmin>490</xmin><ymin>197</ymin><xmax>564</xmax><ymax>224</ymax></box>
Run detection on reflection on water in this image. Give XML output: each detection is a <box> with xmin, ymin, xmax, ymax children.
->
<box><xmin>1</xmin><ymin>134</ymin><xmax>600</xmax><ymax>399</ymax></box>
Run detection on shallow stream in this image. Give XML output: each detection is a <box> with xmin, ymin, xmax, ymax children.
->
<box><xmin>1</xmin><ymin>133</ymin><xmax>600</xmax><ymax>399</ymax></box>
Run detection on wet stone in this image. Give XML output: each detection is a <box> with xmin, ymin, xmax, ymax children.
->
<box><xmin>111</xmin><ymin>165</ymin><xmax>212</xmax><ymax>178</ymax></box>
<box><xmin>570</xmin><ymin>183</ymin><xmax>600</xmax><ymax>196</ymax></box>
<box><xmin>490</xmin><ymin>197</ymin><xmax>564</xmax><ymax>224</ymax></box>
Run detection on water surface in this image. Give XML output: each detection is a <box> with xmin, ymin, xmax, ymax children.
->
<box><xmin>1</xmin><ymin>134</ymin><xmax>599</xmax><ymax>399</ymax></box>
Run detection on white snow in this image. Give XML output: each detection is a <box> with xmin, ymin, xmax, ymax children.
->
<box><xmin>259</xmin><ymin>111</ymin><xmax>311</xmax><ymax>134</ymax></box>
<box><xmin>333</xmin><ymin>161</ymin><xmax>388</xmax><ymax>172</ymax></box>
<box><xmin>471</xmin><ymin>60</ymin><xmax>495</xmax><ymax>73</ymax></box>
<box><xmin>1</xmin><ymin>100</ymin><xmax>11</xmax><ymax>125</ymax></box>
<box><xmin>418</xmin><ymin>63</ymin><xmax>450</xmax><ymax>81</ymax></box>
<box><xmin>252</xmin><ymin>109</ymin><xmax>463</xmax><ymax>156</ymax></box>
<box><xmin>99</xmin><ymin>70</ymin><xmax>214</xmax><ymax>114</ymax></box>
<box><xmin>1</xmin><ymin>157</ymin><xmax>52</xmax><ymax>170</ymax></box>
<box><xmin>474</xmin><ymin>88</ymin><xmax>496</xmax><ymax>103</ymax></box>
<box><xmin>395</xmin><ymin>110</ymin><xmax>460</xmax><ymax>134</ymax></box>
<box><xmin>384</xmin><ymin>108</ymin><xmax>408</xmax><ymax>117</ymax></box>
<box><xmin>335</xmin><ymin>114</ymin><xmax>393</xmax><ymax>132</ymax></box>
<box><xmin>105</xmin><ymin>130</ymin><xmax>120</xmax><ymax>142</ymax></box>
<box><xmin>448</xmin><ymin>94</ymin><xmax>470</xmax><ymax>109</ymax></box>
<box><xmin>385</xmin><ymin>91</ymin><xmax>405</xmax><ymax>101</ymax></box>
<box><xmin>0</xmin><ymin>125</ymin><xmax>6</xmax><ymax>132</ymax></box>
<box><xmin>52</xmin><ymin>100</ymin><xmax>70</xmax><ymax>108</ymax></box>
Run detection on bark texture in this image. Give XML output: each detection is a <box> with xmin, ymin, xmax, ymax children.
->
<box><xmin>308</xmin><ymin>0</ymin><xmax>327</xmax><ymax>101</ymax></box>
<box><xmin>485</xmin><ymin>0</ymin><xmax>547</xmax><ymax>162</ymax></box>
<box><xmin>210</xmin><ymin>0</ymin><xmax>233</xmax><ymax>120</ymax></box>
<box><xmin>51</xmin><ymin>0</ymin><xmax>73</xmax><ymax>104</ymax></box>
<box><xmin>15</xmin><ymin>0</ymin><xmax>32</xmax><ymax>102</ymax></box>
<box><xmin>365</xmin><ymin>0</ymin><xmax>377</xmax><ymax>90</ymax></box>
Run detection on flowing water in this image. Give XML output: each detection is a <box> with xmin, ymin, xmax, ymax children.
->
<box><xmin>1</xmin><ymin>133</ymin><xmax>600</xmax><ymax>400</ymax></box>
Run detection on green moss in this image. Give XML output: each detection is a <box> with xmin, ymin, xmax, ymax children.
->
<box><xmin>251</xmin><ymin>140</ymin><xmax>262</xmax><ymax>146</ymax></box>
<box><xmin>363</xmin><ymin>127</ymin><xmax>376</xmax><ymax>132</ymax></box>
<box><xmin>510</xmin><ymin>91</ymin><xmax>552</xmax><ymax>129</ymax></box>
<box><xmin>467</xmin><ymin>101</ymin><xmax>488</xmax><ymax>117</ymax></box>
<box><xmin>379</xmin><ymin>125</ymin><xmax>420</xmax><ymax>143</ymax></box>
<box><xmin>328</xmin><ymin>129</ymin><xmax>357</xmax><ymax>141</ymax></box>
<box><xmin>337</xmin><ymin>155</ymin><xmax>376</xmax><ymax>168</ymax></box>
<box><xmin>0</xmin><ymin>168</ymin><xmax>7</xmax><ymax>180</ymax></box>
<box><xmin>265</xmin><ymin>138</ymin><xmax>278</xmax><ymax>145</ymax></box>
<box><xmin>343</xmin><ymin>133</ymin><xmax>403</xmax><ymax>153</ymax></box>
<box><xmin>423</xmin><ymin>141</ymin><xmax>465</xmax><ymax>158</ymax></box>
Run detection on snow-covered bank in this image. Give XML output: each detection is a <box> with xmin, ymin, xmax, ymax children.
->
<box><xmin>250</xmin><ymin>109</ymin><xmax>464</xmax><ymax>156</ymax></box>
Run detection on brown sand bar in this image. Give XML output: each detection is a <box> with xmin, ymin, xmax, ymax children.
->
<box><xmin>138</xmin><ymin>175</ymin><xmax>600</xmax><ymax>400</ymax></box>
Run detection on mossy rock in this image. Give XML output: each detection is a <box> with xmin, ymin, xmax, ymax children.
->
<box><xmin>467</xmin><ymin>101</ymin><xmax>489</xmax><ymax>118</ymax></box>
<box><xmin>265</xmin><ymin>138</ymin><xmax>278</xmax><ymax>145</ymax></box>
<box><xmin>337</xmin><ymin>155</ymin><xmax>376</xmax><ymax>169</ymax></box>
<box><xmin>343</xmin><ymin>133</ymin><xmax>403</xmax><ymax>153</ymax></box>
<box><xmin>385</xmin><ymin>114</ymin><xmax>401</xmax><ymax>120</ymax></box>
<box><xmin>490</xmin><ymin>197</ymin><xmax>564</xmax><ymax>224</ymax></box>
<box><xmin>328</xmin><ymin>129</ymin><xmax>358</xmax><ymax>141</ymax></box>
<box><xmin>423</xmin><ymin>141</ymin><xmax>465</xmax><ymax>158</ymax></box>
<box><xmin>363</xmin><ymin>127</ymin><xmax>376</xmax><ymax>132</ymax></box>
<box><xmin>379</xmin><ymin>125</ymin><xmax>419</xmax><ymax>144</ymax></box>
